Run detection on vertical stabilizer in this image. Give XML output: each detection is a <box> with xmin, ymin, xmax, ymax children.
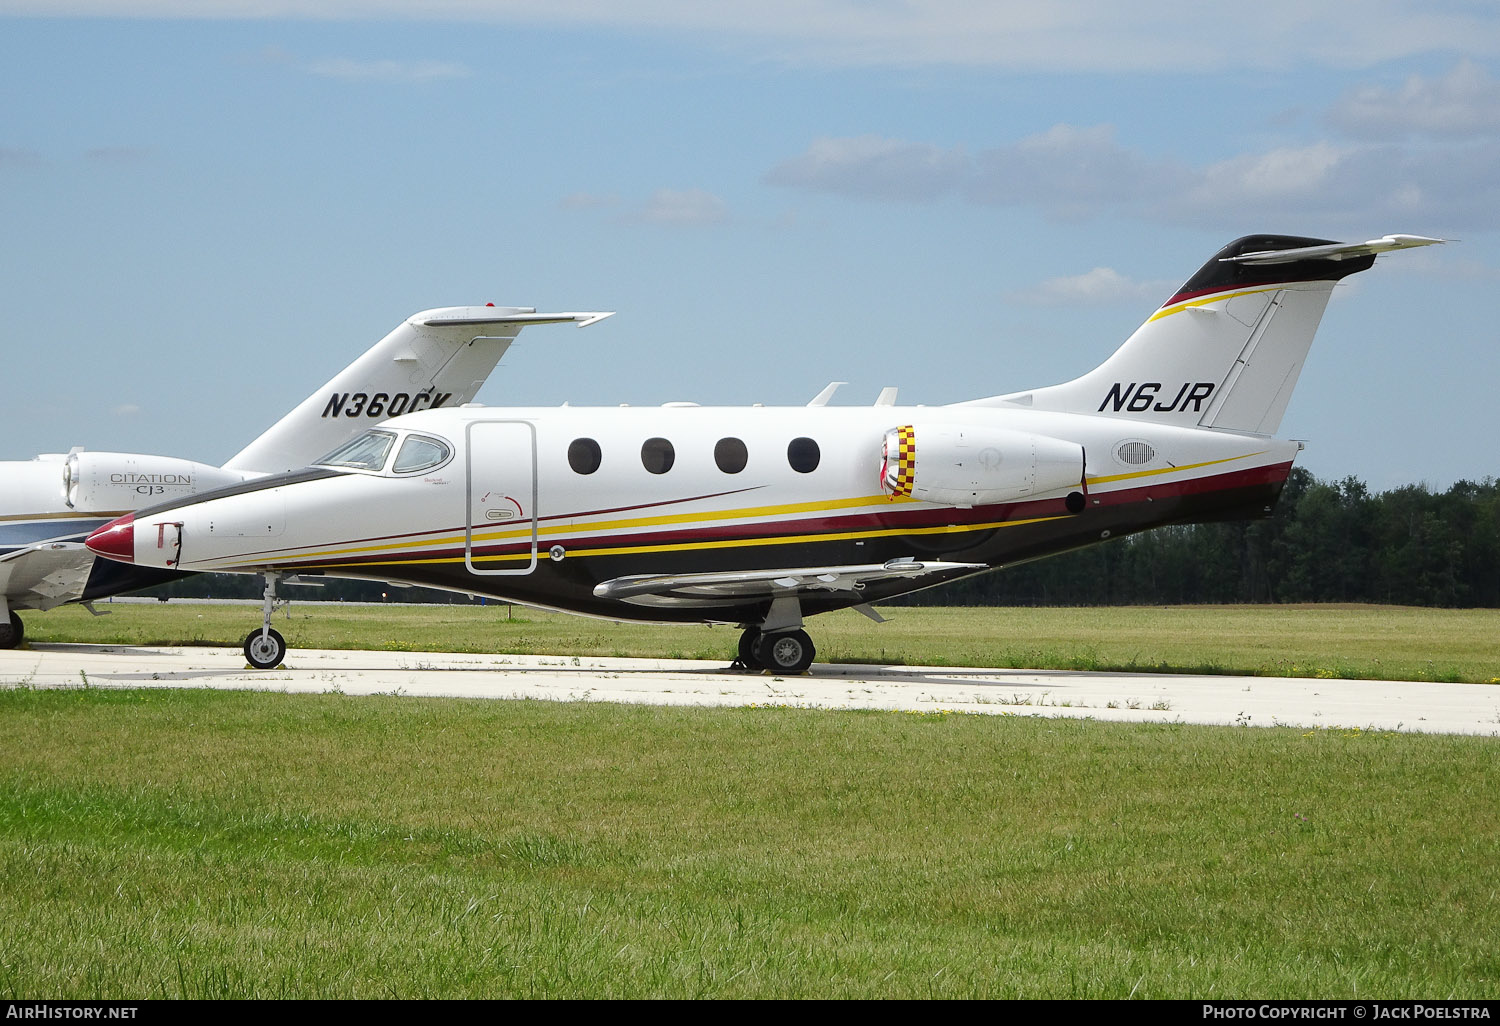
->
<box><xmin>964</xmin><ymin>234</ymin><xmax>1441</xmax><ymax>435</ymax></box>
<box><xmin>223</xmin><ymin>307</ymin><xmax>611</xmax><ymax>473</ymax></box>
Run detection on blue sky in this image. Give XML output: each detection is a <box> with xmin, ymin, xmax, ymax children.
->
<box><xmin>2</xmin><ymin>2</ymin><xmax>1497</xmax><ymax>490</ymax></box>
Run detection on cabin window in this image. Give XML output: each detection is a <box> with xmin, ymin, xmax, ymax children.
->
<box><xmin>568</xmin><ymin>438</ymin><xmax>602</xmax><ymax>475</ymax></box>
<box><xmin>787</xmin><ymin>437</ymin><xmax>820</xmax><ymax>474</ymax></box>
<box><xmin>641</xmin><ymin>437</ymin><xmax>675</xmax><ymax>475</ymax></box>
<box><xmin>316</xmin><ymin>430</ymin><xmax>396</xmax><ymax>472</ymax></box>
<box><xmin>392</xmin><ymin>434</ymin><xmax>452</xmax><ymax>474</ymax></box>
<box><xmin>714</xmin><ymin>437</ymin><xmax>748</xmax><ymax>474</ymax></box>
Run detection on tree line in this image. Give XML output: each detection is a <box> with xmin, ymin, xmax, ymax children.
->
<box><xmin>911</xmin><ymin>469</ymin><xmax>1500</xmax><ymax>608</ymax></box>
<box><xmin>139</xmin><ymin>469</ymin><xmax>1499</xmax><ymax>608</ymax></box>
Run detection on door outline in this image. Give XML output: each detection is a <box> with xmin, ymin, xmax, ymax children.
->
<box><xmin>464</xmin><ymin>419</ymin><xmax>538</xmax><ymax>575</ymax></box>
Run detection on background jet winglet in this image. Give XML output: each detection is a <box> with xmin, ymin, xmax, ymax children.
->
<box><xmin>419</xmin><ymin>310</ymin><xmax>614</xmax><ymax>328</ymax></box>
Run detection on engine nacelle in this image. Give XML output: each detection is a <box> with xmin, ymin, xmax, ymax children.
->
<box><xmin>63</xmin><ymin>452</ymin><xmax>246</xmax><ymax>511</ymax></box>
<box><xmin>880</xmin><ymin>424</ymin><xmax>1085</xmax><ymax>507</ymax></box>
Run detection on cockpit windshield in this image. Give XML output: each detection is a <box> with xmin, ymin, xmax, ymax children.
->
<box><xmin>316</xmin><ymin>430</ymin><xmax>397</xmax><ymax>471</ymax></box>
<box><xmin>393</xmin><ymin>434</ymin><xmax>451</xmax><ymax>474</ymax></box>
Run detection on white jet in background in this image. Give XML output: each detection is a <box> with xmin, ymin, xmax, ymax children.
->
<box><xmin>0</xmin><ymin>305</ymin><xmax>612</xmax><ymax>647</ymax></box>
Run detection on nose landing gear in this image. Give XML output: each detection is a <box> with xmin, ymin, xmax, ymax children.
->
<box><xmin>243</xmin><ymin>574</ymin><xmax>288</xmax><ymax>669</ymax></box>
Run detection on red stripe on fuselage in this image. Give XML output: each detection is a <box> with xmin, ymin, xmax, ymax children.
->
<box><xmin>218</xmin><ymin>461</ymin><xmax>1294</xmax><ymax>572</ymax></box>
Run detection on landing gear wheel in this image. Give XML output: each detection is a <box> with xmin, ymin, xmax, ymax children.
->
<box><xmin>0</xmin><ymin>612</ymin><xmax>22</xmax><ymax>650</ymax></box>
<box><xmin>243</xmin><ymin>628</ymin><xmax>286</xmax><ymax>670</ymax></box>
<box><xmin>754</xmin><ymin>629</ymin><xmax>816</xmax><ymax>675</ymax></box>
<box><xmin>736</xmin><ymin>628</ymin><xmax>763</xmax><ymax>671</ymax></box>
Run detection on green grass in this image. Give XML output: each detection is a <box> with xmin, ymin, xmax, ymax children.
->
<box><xmin>22</xmin><ymin>601</ymin><xmax>1500</xmax><ymax>684</ymax></box>
<box><xmin>1</xmin><ymin>687</ymin><xmax>1498</xmax><ymax>998</ymax></box>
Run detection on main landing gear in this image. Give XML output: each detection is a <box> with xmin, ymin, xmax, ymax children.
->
<box><xmin>0</xmin><ymin>611</ymin><xmax>23</xmax><ymax>650</ymax></box>
<box><xmin>243</xmin><ymin>573</ymin><xmax>288</xmax><ymax>670</ymax></box>
<box><xmin>734</xmin><ymin>625</ymin><xmax>817</xmax><ymax>675</ymax></box>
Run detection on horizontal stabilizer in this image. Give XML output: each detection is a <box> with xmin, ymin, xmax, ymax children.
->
<box><xmin>1223</xmin><ymin>234</ymin><xmax>1445</xmax><ymax>265</ymax></box>
<box><xmin>420</xmin><ymin>311</ymin><xmax>614</xmax><ymax>328</ymax></box>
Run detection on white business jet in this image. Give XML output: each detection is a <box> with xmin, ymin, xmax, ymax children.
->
<box><xmin>0</xmin><ymin>305</ymin><xmax>610</xmax><ymax>647</ymax></box>
<box><xmin>84</xmin><ymin>235</ymin><xmax>1440</xmax><ymax>672</ymax></box>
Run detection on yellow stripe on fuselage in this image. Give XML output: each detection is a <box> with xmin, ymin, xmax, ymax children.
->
<box><xmin>214</xmin><ymin>510</ymin><xmax>1070</xmax><ymax>572</ymax></box>
<box><xmin>1146</xmin><ymin>285</ymin><xmax>1279</xmax><ymax>323</ymax></box>
<box><xmin>210</xmin><ymin>452</ymin><xmax>1273</xmax><ymax>570</ymax></box>
<box><xmin>252</xmin><ymin>492</ymin><xmax>920</xmax><ymax>564</ymax></box>
<box><xmin>1085</xmin><ymin>451</ymin><xmax>1267</xmax><ymax>486</ymax></box>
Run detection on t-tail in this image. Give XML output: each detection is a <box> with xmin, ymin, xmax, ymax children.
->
<box><xmin>223</xmin><ymin>306</ymin><xmax>612</xmax><ymax>474</ymax></box>
<box><xmin>964</xmin><ymin>234</ymin><xmax>1442</xmax><ymax>434</ymax></box>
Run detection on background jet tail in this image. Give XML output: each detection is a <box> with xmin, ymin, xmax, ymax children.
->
<box><xmin>963</xmin><ymin>234</ymin><xmax>1441</xmax><ymax>435</ymax></box>
<box><xmin>222</xmin><ymin>306</ymin><xmax>612</xmax><ymax>473</ymax></box>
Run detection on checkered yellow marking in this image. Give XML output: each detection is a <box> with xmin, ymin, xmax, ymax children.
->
<box><xmin>886</xmin><ymin>424</ymin><xmax>916</xmax><ymax>499</ymax></box>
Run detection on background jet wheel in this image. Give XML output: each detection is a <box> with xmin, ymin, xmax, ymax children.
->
<box><xmin>737</xmin><ymin>627</ymin><xmax>763</xmax><ymax>671</ymax></box>
<box><xmin>0</xmin><ymin>612</ymin><xmax>22</xmax><ymax>650</ymax></box>
<box><xmin>243</xmin><ymin>628</ymin><xmax>287</xmax><ymax>670</ymax></box>
<box><xmin>754</xmin><ymin>629</ymin><xmax>816</xmax><ymax>675</ymax></box>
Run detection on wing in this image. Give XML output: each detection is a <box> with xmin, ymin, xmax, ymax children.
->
<box><xmin>592</xmin><ymin>557</ymin><xmax>985</xmax><ymax>610</ymax></box>
<box><xmin>0</xmin><ymin>542</ymin><xmax>96</xmax><ymax>611</ymax></box>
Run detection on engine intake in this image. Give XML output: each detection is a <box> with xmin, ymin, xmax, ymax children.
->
<box><xmin>64</xmin><ymin>452</ymin><xmax>246</xmax><ymax>511</ymax></box>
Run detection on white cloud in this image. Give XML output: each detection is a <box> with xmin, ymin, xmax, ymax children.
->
<box><xmin>1327</xmin><ymin>59</ymin><xmax>1500</xmax><ymax>139</ymax></box>
<box><xmin>763</xmin><ymin>135</ymin><xmax>967</xmax><ymax>202</ymax></box>
<box><xmin>85</xmin><ymin>146</ymin><xmax>152</xmax><ymax>163</ymax></box>
<box><xmin>6</xmin><ymin>2</ymin><xmax>1499</xmax><ymax>73</ymax></box>
<box><xmin>967</xmin><ymin>124</ymin><xmax>1189</xmax><ymax>219</ymax></box>
<box><xmin>1186</xmin><ymin>143</ymin><xmax>1348</xmax><ymax>205</ymax></box>
<box><xmin>765</xmin><ymin>124</ymin><xmax>1189</xmax><ymax>220</ymax></box>
<box><xmin>1017</xmin><ymin>267</ymin><xmax>1175</xmax><ymax>307</ymax></box>
<box><xmin>767</xmin><ymin>105</ymin><xmax>1500</xmax><ymax>233</ymax></box>
<box><xmin>0</xmin><ymin>147</ymin><xmax>45</xmax><ymax>168</ymax></box>
<box><xmin>636</xmin><ymin>188</ymin><xmax>728</xmax><ymax>226</ymax></box>
<box><xmin>564</xmin><ymin>188</ymin><xmax>731</xmax><ymax>226</ymax></box>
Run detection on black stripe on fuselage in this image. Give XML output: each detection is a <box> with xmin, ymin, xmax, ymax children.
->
<box><xmin>131</xmin><ymin>467</ymin><xmax>346</xmax><ymax>521</ymax></box>
<box><xmin>280</xmin><ymin>469</ymin><xmax>1289</xmax><ymax>624</ymax></box>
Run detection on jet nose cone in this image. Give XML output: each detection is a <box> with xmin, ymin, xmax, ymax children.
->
<box><xmin>86</xmin><ymin>515</ymin><xmax>135</xmax><ymax>564</ymax></box>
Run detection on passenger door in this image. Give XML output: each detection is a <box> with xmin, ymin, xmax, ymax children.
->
<box><xmin>464</xmin><ymin>420</ymin><xmax>537</xmax><ymax>575</ymax></box>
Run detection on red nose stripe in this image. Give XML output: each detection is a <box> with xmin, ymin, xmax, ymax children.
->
<box><xmin>86</xmin><ymin>515</ymin><xmax>135</xmax><ymax>564</ymax></box>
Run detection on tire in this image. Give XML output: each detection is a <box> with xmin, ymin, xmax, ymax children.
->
<box><xmin>243</xmin><ymin>628</ymin><xmax>287</xmax><ymax>670</ymax></box>
<box><xmin>0</xmin><ymin>612</ymin><xmax>22</xmax><ymax>650</ymax></box>
<box><xmin>737</xmin><ymin>628</ymin><xmax>763</xmax><ymax>671</ymax></box>
<box><xmin>754</xmin><ymin>629</ymin><xmax>816</xmax><ymax>675</ymax></box>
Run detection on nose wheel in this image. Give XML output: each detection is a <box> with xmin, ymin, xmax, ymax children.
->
<box><xmin>244</xmin><ymin>627</ymin><xmax>287</xmax><ymax>670</ymax></box>
<box><xmin>243</xmin><ymin>573</ymin><xmax>288</xmax><ymax>669</ymax></box>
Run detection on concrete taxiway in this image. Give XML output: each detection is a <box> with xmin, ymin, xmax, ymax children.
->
<box><xmin>2</xmin><ymin>642</ymin><xmax>1497</xmax><ymax>735</ymax></box>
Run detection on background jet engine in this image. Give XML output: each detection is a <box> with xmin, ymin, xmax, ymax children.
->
<box><xmin>63</xmin><ymin>452</ymin><xmax>245</xmax><ymax>512</ymax></box>
<box><xmin>880</xmin><ymin>424</ymin><xmax>1085</xmax><ymax>507</ymax></box>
